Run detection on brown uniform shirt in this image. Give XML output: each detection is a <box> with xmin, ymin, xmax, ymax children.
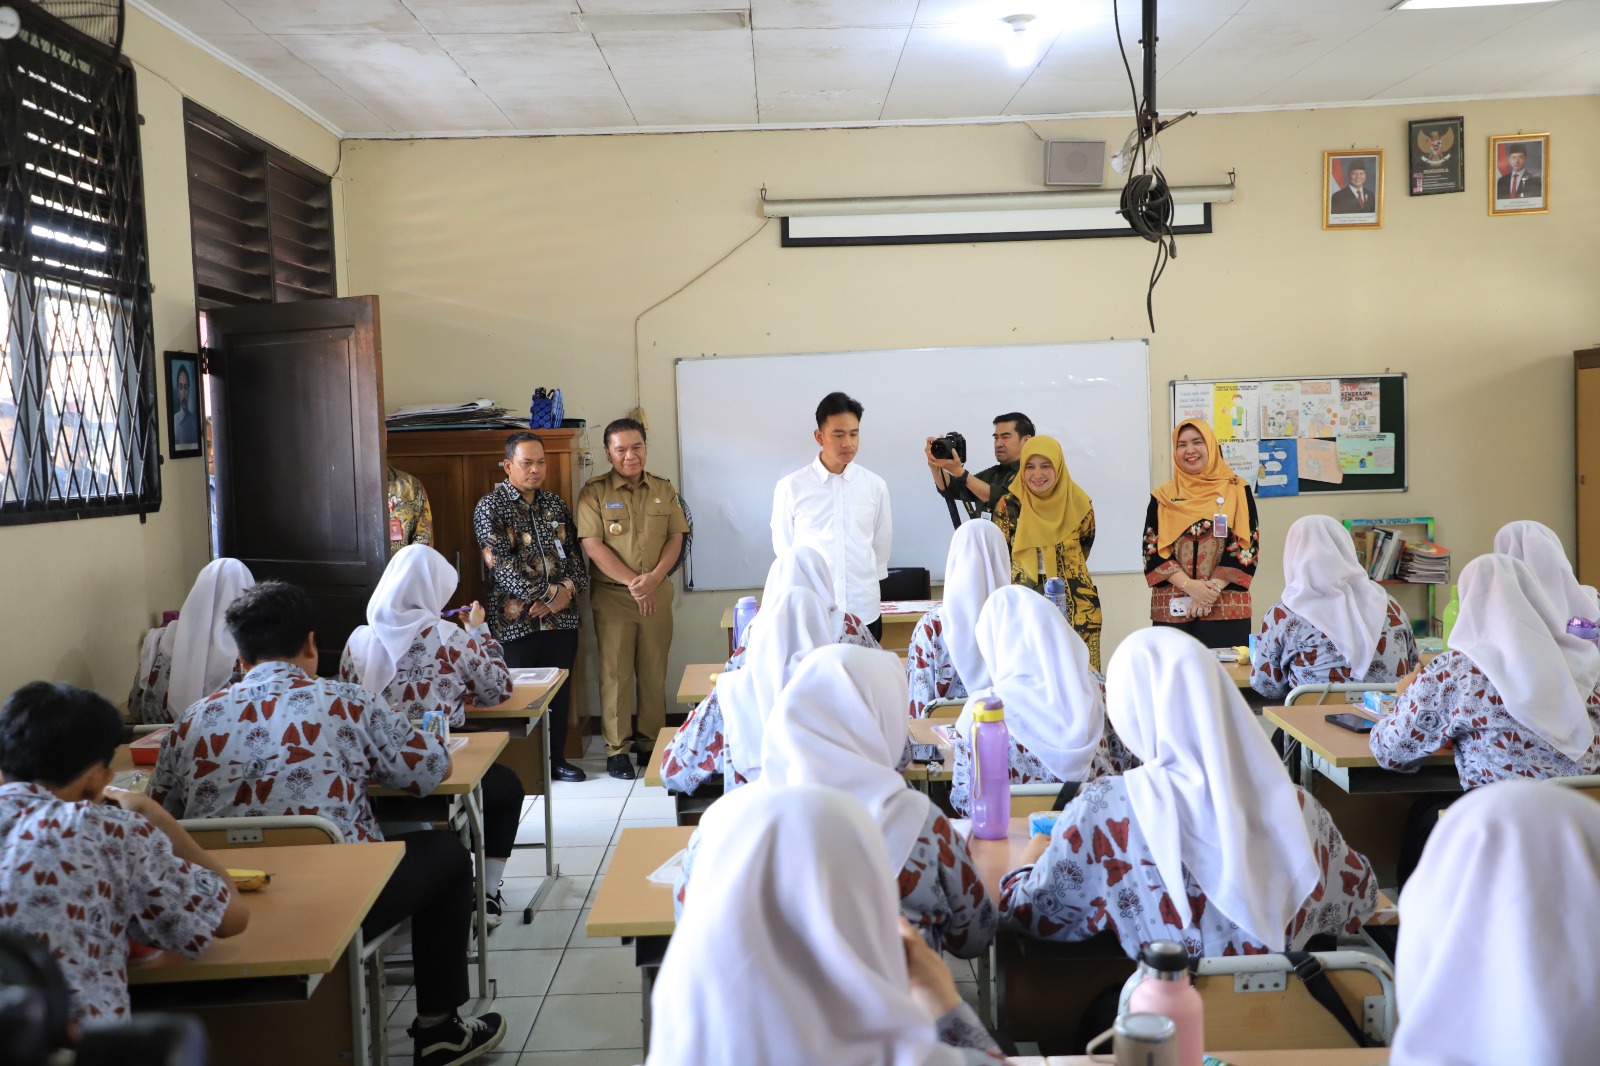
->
<box><xmin>576</xmin><ymin>469</ymin><xmax>690</xmax><ymax>586</ymax></box>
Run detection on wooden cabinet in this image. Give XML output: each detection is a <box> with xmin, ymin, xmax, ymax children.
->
<box><xmin>1578</xmin><ymin>350</ymin><xmax>1600</xmax><ymax>585</ymax></box>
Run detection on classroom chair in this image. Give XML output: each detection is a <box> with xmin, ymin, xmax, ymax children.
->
<box><xmin>924</xmin><ymin>698</ymin><xmax>964</xmax><ymax>720</ymax></box>
<box><xmin>1551</xmin><ymin>775</ymin><xmax>1600</xmax><ymax>801</ymax></box>
<box><xmin>1011</xmin><ymin>782</ymin><xmax>1058</xmax><ymax>817</ymax></box>
<box><xmin>1284</xmin><ymin>682</ymin><xmax>1397</xmax><ymax>706</ymax></box>
<box><xmin>1116</xmin><ymin>950</ymin><xmax>1396</xmax><ymax>1050</ymax></box>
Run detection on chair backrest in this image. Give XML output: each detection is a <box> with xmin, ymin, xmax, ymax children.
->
<box><xmin>880</xmin><ymin>567</ymin><xmax>932</xmax><ymax>601</ymax></box>
<box><xmin>1550</xmin><ymin>775</ymin><xmax>1600</xmax><ymax>801</ymax></box>
<box><xmin>1285</xmin><ymin>682</ymin><xmax>1397</xmax><ymax>707</ymax></box>
<box><xmin>1118</xmin><ymin>950</ymin><xmax>1396</xmax><ymax>1049</ymax></box>
<box><xmin>924</xmin><ymin>698</ymin><xmax>964</xmax><ymax>720</ymax></box>
<box><xmin>180</xmin><ymin>815</ymin><xmax>344</xmax><ymax>849</ymax></box>
<box><xmin>1011</xmin><ymin>781</ymin><xmax>1060</xmax><ymax>817</ymax></box>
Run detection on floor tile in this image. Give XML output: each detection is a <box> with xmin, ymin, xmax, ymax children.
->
<box><xmin>487</xmin><ymin>996</ymin><xmax>544</xmax><ymax>1056</ymax></box>
<box><xmin>547</xmin><ymin>845</ymin><xmax>606</xmax><ymax>877</ymax></box>
<box><xmin>554</xmin><ymin>774</ymin><xmax>635</xmax><ymax>798</ymax></box>
<box><xmin>943</xmin><ymin>954</ymin><xmax>976</xmax><ymax>981</ymax></box>
<box><xmin>502</xmin><ymin>874</ymin><xmax>593</xmax><ymax>911</ymax></box>
<box><xmin>517</xmin><ymin>1050</ymin><xmax>644</xmax><ymax>1066</ymax></box>
<box><xmin>611</xmin><ymin>818</ymin><xmax>677</xmax><ymax>843</ymax></box>
<box><xmin>519</xmin><ymin>796</ymin><xmax>540</xmax><ymax>817</ymax></box>
<box><xmin>524</xmin><ymin>992</ymin><xmax>644</xmax><ymax>1051</ymax></box>
<box><xmin>569</xmin><ymin>907</ymin><xmax>623</xmax><ymax>948</ymax></box>
<box><xmin>620</xmin><ymin>794</ymin><xmax>676</xmax><ymax>820</ymax></box>
<box><xmin>489</xmin><ymin>908</ymin><xmax>578</xmax><ymax>951</ymax></box>
<box><xmin>506</xmin><ymin>847</ymin><xmax>563</xmax><ymax>878</ymax></box>
<box><xmin>539</xmin><ymin>819</ymin><xmax>615</xmax><ymax>848</ymax></box>
<box><xmin>515</xmin><ymin>820</ymin><xmax>548</xmax><ymax>847</ymax></box>
<box><xmin>558</xmin><ymin>796</ymin><xmax>629</xmax><ymax>822</ymax></box>
<box><xmin>547</xmin><ymin>946</ymin><xmax>640</xmax><ymax>996</ymax></box>
<box><xmin>489</xmin><ymin>949</ymin><xmax>563</xmax><ymax>998</ymax></box>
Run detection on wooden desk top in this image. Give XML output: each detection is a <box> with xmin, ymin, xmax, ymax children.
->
<box><xmin>469</xmin><ymin>671</ymin><xmax>565</xmax><ymax>719</ymax></box>
<box><xmin>908</xmin><ymin>716</ymin><xmax>955</xmax><ymax>783</ymax></box>
<box><xmin>646</xmin><ymin>726</ymin><xmax>674</xmax><ymax>788</ymax></box>
<box><xmin>1263</xmin><ymin>706</ymin><xmax>1453</xmax><ymax>770</ymax></box>
<box><xmin>371</xmin><ymin>731</ymin><xmax>509</xmax><ymax>797</ymax></box>
<box><xmin>129</xmin><ymin>842</ymin><xmax>402</xmax><ymax>985</ymax></box>
<box><xmin>1035</xmin><ymin>1053</ymin><xmax>1388</xmax><ymax>1065</ymax></box>
<box><xmin>1225</xmin><ymin>660</ymin><xmax>1251</xmax><ymax>687</ymax></box>
<box><xmin>720</xmin><ymin>603</ymin><xmax>935</xmax><ymax>628</ymax></box>
<box><xmin>965</xmin><ymin>816</ymin><xmax>1035</xmax><ymax>900</ymax></box>
<box><xmin>587</xmin><ymin>825</ymin><xmax>694</xmax><ymax>938</ymax></box>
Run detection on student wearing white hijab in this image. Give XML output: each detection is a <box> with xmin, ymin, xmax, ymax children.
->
<box><xmin>947</xmin><ymin>587</ymin><xmax>1126</xmax><ymax>817</ymax></box>
<box><xmin>998</xmin><ymin>627</ymin><xmax>1376</xmax><ymax>958</ymax></box>
<box><xmin>128</xmin><ymin>559</ymin><xmax>255</xmax><ymax>724</ymax></box>
<box><xmin>1252</xmin><ymin>515</ymin><xmax>1418</xmax><ymax>701</ymax></box>
<box><xmin>339</xmin><ymin>545</ymin><xmax>525</xmax><ymax>924</ymax></box>
<box><xmin>651</xmin><ymin>783</ymin><xmax>1004</xmax><ymax>1066</ymax></box>
<box><xmin>1391</xmin><ymin>779</ymin><xmax>1600</xmax><ymax>1066</ymax></box>
<box><xmin>906</xmin><ymin>520</ymin><xmax>1009</xmax><ymax>717</ymax></box>
<box><xmin>661</xmin><ymin>587</ymin><xmax>833</xmax><ymax>795</ymax></box>
<box><xmin>723</xmin><ymin>546</ymin><xmax>880</xmax><ymax>670</ymax></box>
<box><xmin>1371</xmin><ymin>553</ymin><xmax>1600</xmax><ymax>790</ymax></box>
<box><xmin>1493</xmin><ymin>519</ymin><xmax>1600</xmax><ymax>623</ymax></box>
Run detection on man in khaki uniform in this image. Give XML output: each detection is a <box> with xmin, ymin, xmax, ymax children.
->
<box><xmin>577</xmin><ymin>418</ymin><xmax>690</xmax><ymax>780</ymax></box>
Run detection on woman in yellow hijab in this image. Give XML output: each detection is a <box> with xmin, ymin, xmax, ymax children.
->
<box><xmin>1143</xmin><ymin>419</ymin><xmax>1259</xmax><ymax>649</ymax></box>
<box><xmin>993</xmin><ymin>435</ymin><xmax>1103</xmax><ymax>669</ymax></box>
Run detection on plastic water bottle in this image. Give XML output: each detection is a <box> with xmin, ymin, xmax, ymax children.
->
<box><xmin>1212</xmin><ymin>497</ymin><xmax>1228</xmax><ymax>540</ymax></box>
<box><xmin>1441</xmin><ymin>585</ymin><xmax>1461</xmax><ymax>649</ymax></box>
<box><xmin>1568</xmin><ymin>617</ymin><xmax>1600</xmax><ymax>647</ymax></box>
<box><xmin>1127</xmin><ymin>940</ymin><xmax>1204</xmax><ymax>1066</ymax></box>
<box><xmin>1043</xmin><ymin>577</ymin><xmax>1068</xmax><ymax>618</ymax></box>
<box><xmin>970</xmin><ymin>697</ymin><xmax>1011</xmax><ymax>840</ymax></box>
<box><xmin>732</xmin><ymin>596</ymin><xmax>759</xmax><ymax>650</ymax></box>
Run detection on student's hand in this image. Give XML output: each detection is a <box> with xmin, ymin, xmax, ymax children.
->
<box><xmin>468</xmin><ymin>601</ymin><xmax>486</xmax><ymax>629</ymax></box>
<box><xmin>899</xmin><ymin>917</ymin><xmax>962</xmax><ymax>1017</ymax></box>
<box><xmin>635</xmin><ymin>589</ymin><xmax>657</xmax><ymax>617</ymax></box>
<box><xmin>1020</xmin><ymin>831</ymin><xmax>1052</xmax><ymax>866</ymax></box>
<box><xmin>103</xmin><ymin>786</ymin><xmax>164</xmax><ymax>822</ymax></box>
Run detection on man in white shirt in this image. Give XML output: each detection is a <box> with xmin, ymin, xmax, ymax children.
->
<box><xmin>771</xmin><ymin>391</ymin><xmax>894</xmax><ymax>640</ymax></box>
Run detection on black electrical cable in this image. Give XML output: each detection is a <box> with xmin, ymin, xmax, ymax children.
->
<box><xmin>1112</xmin><ymin>0</ymin><xmax>1177</xmax><ymax>332</ymax></box>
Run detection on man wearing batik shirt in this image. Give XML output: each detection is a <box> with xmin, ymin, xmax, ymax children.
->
<box><xmin>148</xmin><ymin>581</ymin><xmax>507</xmax><ymax>1066</ymax></box>
<box><xmin>473</xmin><ymin>432</ymin><xmax>590</xmax><ymax>782</ymax></box>
<box><xmin>0</xmin><ymin>682</ymin><xmax>247</xmax><ymax>1029</ymax></box>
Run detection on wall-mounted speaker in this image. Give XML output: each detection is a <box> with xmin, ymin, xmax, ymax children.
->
<box><xmin>1044</xmin><ymin>140</ymin><xmax>1106</xmax><ymax>187</ymax></box>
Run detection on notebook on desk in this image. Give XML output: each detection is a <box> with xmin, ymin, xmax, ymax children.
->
<box><xmin>513</xmin><ymin>668</ymin><xmax>559</xmax><ymax>685</ymax></box>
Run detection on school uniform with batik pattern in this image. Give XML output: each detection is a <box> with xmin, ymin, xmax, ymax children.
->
<box><xmin>906</xmin><ymin>520</ymin><xmax>1009</xmax><ymax>717</ymax></box>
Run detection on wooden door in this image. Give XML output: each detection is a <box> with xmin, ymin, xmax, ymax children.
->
<box><xmin>201</xmin><ymin>296</ymin><xmax>387</xmax><ymax>673</ymax></box>
<box><xmin>1579</xmin><ymin>350</ymin><xmax>1600</xmax><ymax>585</ymax></box>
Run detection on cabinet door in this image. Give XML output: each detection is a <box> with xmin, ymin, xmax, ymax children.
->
<box><xmin>1578</xmin><ymin>356</ymin><xmax>1600</xmax><ymax>584</ymax></box>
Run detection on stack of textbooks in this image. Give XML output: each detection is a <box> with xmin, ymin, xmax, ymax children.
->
<box><xmin>1398</xmin><ymin>539</ymin><xmax>1452</xmax><ymax>584</ymax></box>
<box><xmin>386</xmin><ymin>399</ymin><xmax>526</xmax><ymax>431</ymax></box>
<box><xmin>1356</xmin><ymin>525</ymin><xmax>1451</xmax><ymax>583</ymax></box>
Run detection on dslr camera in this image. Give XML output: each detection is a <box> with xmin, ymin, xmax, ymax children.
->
<box><xmin>930</xmin><ymin>431</ymin><xmax>967</xmax><ymax>463</ymax></box>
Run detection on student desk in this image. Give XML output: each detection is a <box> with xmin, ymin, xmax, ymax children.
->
<box><xmin>677</xmin><ymin>656</ymin><xmax>909</xmax><ymax>708</ymax></box>
<box><xmin>720</xmin><ymin>600</ymin><xmax>934</xmax><ymax>654</ymax></box>
<box><xmin>645</xmin><ymin>724</ymin><xmax>942</xmax><ymax>791</ymax></box>
<box><xmin>130</xmin><ymin>842</ymin><xmax>403</xmax><ymax>1066</ymax></box>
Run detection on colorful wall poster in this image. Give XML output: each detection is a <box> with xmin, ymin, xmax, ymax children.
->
<box><xmin>1220</xmin><ymin>440</ymin><xmax>1258</xmax><ymax>490</ymax></box>
<box><xmin>1298</xmin><ymin>438</ymin><xmax>1345</xmax><ymax>483</ymax></box>
<box><xmin>1255</xmin><ymin>438</ymin><xmax>1299</xmax><ymax>497</ymax></box>
<box><xmin>1212</xmin><ymin>382</ymin><xmax>1259</xmax><ymax>442</ymax></box>
<box><xmin>1172</xmin><ymin>381</ymin><xmax>1211</xmax><ymax>428</ymax></box>
<box><xmin>1259</xmin><ymin>381</ymin><xmax>1301</xmax><ymax>438</ymax></box>
<box><xmin>1336</xmin><ymin>433</ymin><xmax>1396</xmax><ymax>475</ymax></box>
<box><xmin>1300</xmin><ymin>378</ymin><xmax>1341</xmax><ymax>437</ymax></box>
<box><xmin>1340</xmin><ymin>378</ymin><xmax>1381</xmax><ymax>433</ymax></box>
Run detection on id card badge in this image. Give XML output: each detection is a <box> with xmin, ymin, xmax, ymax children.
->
<box><xmin>1169</xmin><ymin>596</ymin><xmax>1193</xmax><ymax>618</ymax></box>
<box><xmin>389</xmin><ymin>517</ymin><xmax>404</xmax><ymax>543</ymax></box>
<box><xmin>551</xmin><ymin>521</ymin><xmax>566</xmax><ymax>559</ymax></box>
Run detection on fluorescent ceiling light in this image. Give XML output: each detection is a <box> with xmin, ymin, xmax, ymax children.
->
<box><xmin>1393</xmin><ymin>0</ymin><xmax>1554</xmax><ymax>10</ymax></box>
<box><xmin>571</xmin><ymin>10</ymin><xmax>749</xmax><ymax>33</ymax></box>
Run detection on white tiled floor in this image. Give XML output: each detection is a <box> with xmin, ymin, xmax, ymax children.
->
<box><xmin>386</xmin><ymin>738</ymin><xmax>672</xmax><ymax>1064</ymax></box>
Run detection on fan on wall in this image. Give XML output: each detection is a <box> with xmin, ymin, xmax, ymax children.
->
<box><xmin>0</xmin><ymin>0</ymin><xmax>126</xmax><ymax>169</ymax></box>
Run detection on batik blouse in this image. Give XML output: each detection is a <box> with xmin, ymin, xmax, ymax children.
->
<box><xmin>1251</xmin><ymin>597</ymin><xmax>1418</xmax><ymax>701</ymax></box>
<box><xmin>1143</xmin><ymin>489</ymin><xmax>1259</xmax><ymax>625</ymax></box>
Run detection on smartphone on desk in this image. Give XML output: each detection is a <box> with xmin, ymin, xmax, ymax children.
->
<box><xmin>1325</xmin><ymin>712</ymin><xmax>1374</xmax><ymax>734</ymax></box>
<box><xmin>910</xmin><ymin>742</ymin><xmax>944</xmax><ymax>764</ymax></box>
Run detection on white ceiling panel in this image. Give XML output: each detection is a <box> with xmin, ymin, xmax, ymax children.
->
<box><xmin>578</xmin><ymin>0</ymin><xmax>755</xmax><ymax>12</ymax></box>
<box><xmin>1157</xmin><ymin>10</ymin><xmax>1388</xmax><ymax>110</ymax></box>
<box><xmin>223</xmin><ymin>0</ymin><xmax>423</xmax><ymax>35</ymax></box>
<box><xmin>755</xmin><ymin>27</ymin><xmax>907</xmax><ymax>120</ymax></box>
<box><xmin>143</xmin><ymin>0</ymin><xmax>256</xmax><ymax>34</ymax></box>
<box><xmin>273</xmin><ymin>34</ymin><xmax>513</xmax><ymax>132</ymax></box>
<box><xmin>595</xmin><ymin>30</ymin><xmax>758</xmax><ymax>126</ymax></box>
<box><xmin>405</xmin><ymin>0</ymin><xmax>579</xmax><ymax>35</ymax></box>
<box><xmin>200</xmin><ymin>33</ymin><xmax>393</xmax><ymax>132</ymax></box>
<box><xmin>881</xmin><ymin>24</ymin><xmax>1041</xmax><ymax>121</ymax></box>
<box><xmin>437</xmin><ymin>33</ymin><xmax>636</xmax><ymax>130</ymax></box>
<box><xmin>1375</xmin><ymin>1</ymin><xmax>1600</xmax><ymax>99</ymax></box>
<box><xmin>752</xmin><ymin>0</ymin><xmax>918</xmax><ymax>30</ymax></box>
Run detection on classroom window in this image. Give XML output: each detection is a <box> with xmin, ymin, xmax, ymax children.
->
<box><xmin>183</xmin><ymin>101</ymin><xmax>335</xmax><ymax>309</ymax></box>
<box><xmin>0</xmin><ymin>44</ymin><xmax>161</xmax><ymax>525</ymax></box>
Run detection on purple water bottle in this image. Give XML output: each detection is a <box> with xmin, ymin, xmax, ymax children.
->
<box><xmin>1568</xmin><ymin>616</ymin><xmax>1599</xmax><ymax>648</ymax></box>
<box><xmin>732</xmin><ymin>596</ymin><xmax>759</xmax><ymax>650</ymax></box>
<box><xmin>970</xmin><ymin>697</ymin><xmax>1011</xmax><ymax>840</ymax></box>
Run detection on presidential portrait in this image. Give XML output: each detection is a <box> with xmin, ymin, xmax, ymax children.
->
<box><xmin>1324</xmin><ymin>150</ymin><xmax>1383</xmax><ymax>229</ymax></box>
<box><xmin>1490</xmin><ymin>133</ymin><xmax>1548</xmax><ymax>215</ymax></box>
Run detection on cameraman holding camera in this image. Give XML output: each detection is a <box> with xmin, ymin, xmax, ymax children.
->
<box><xmin>926</xmin><ymin>412</ymin><xmax>1035</xmax><ymax>521</ymax></box>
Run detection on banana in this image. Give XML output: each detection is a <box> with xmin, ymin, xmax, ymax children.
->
<box><xmin>228</xmin><ymin>868</ymin><xmax>272</xmax><ymax>891</ymax></box>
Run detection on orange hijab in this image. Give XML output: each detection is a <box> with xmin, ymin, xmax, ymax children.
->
<box><xmin>1006</xmin><ymin>436</ymin><xmax>1093</xmax><ymax>575</ymax></box>
<box><xmin>1152</xmin><ymin>420</ymin><xmax>1252</xmax><ymax>558</ymax></box>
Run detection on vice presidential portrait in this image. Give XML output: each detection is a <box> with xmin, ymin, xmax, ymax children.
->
<box><xmin>1491</xmin><ymin>134</ymin><xmax>1548</xmax><ymax>214</ymax></box>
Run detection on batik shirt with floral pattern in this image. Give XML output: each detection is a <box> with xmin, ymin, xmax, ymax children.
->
<box><xmin>1143</xmin><ymin>489</ymin><xmax>1260</xmax><ymax>625</ymax></box>
<box><xmin>1251</xmin><ymin>598</ymin><xmax>1418</xmax><ymax>701</ymax></box>
<box><xmin>997</xmin><ymin>776</ymin><xmax>1377</xmax><ymax>958</ymax></box>
<box><xmin>721</xmin><ymin>611</ymin><xmax>879</xmax><ymax>672</ymax></box>
<box><xmin>0</xmin><ymin>783</ymin><xmax>231</xmax><ymax>1026</ymax></box>
<box><xmin>127</xmin><ymin>627</ymin><xmax>244</xmax><ymax>725</ymax></box>
<box><xmin>147</xmin><ymin>661</ymin><xmax>450</xmax><ymax>844</ymax></box>
<box><xmin>472</xmin><ymin>481</ymin><xmax>588</xmax><ymax>642</ymax></box>
<box><xmin>1368</xmin><ymin>649</ymin><xmax>1600</xmax><ymax>788</ymax></box>
<box><xmin>386</xmin><ymin>467</ymin><xmax>434</xmax><ymax>557</ymax></box>
<box><xmin>675</xmin><ymin>801</ymin><xmax>997</xmax><ymax>958</ymax></box>
<box><xmin>906</xmin><ymin>605</ymin><xmax>969</xmax><ymax>718</ymax></box>
<box><xmin>339</xmin><ymin>620</ymin><xmax>512</xmax><ymax>729</ymax></box>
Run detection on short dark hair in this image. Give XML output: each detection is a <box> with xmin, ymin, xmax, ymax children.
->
<box><xmin>0</xmin><ymin>682</ymin><xmax>126</xmax><ymax>786</ymax></box>
<box><xmin>1508</xmin><ymin>143</ymin><xmax>1529</xmax><ymax>157</ymax></box>
<box><xmin>1347</xmin><ymin>160</ymin><xmax>1368</xmax><ymax>175</ymax></box>
<box><xmin>815</xmin><ymin>392</ymin><xmax>864</xmax><ymax>429</ymax></box>
<box><xmin>994</xmin><ymin>412</ymin><xmax>1036</xmax><ymax>438</ymax></box>
<box><xmin>503</xmin><ymin>431</ymin><xmax>544</xmax><ymax>461</ymax></box>
<box><xmin>603</xmin><ymin>418</ymin><xmax>647</xmax><ymax>449</ymax></box>
<box><xmin>225</xmin><ymin>580</ymin><xmax>316</xmax><ymax>664</ymax></box>
<box><xmin>176</xmin><ymin>365</ymin><xmax>191</xmax><ymax>386</ymax></box>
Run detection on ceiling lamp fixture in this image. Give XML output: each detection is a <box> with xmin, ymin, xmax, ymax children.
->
<box><xmin>1392</xmin><ymin>0</ymin><xmax>1553</xmax><ymax>9</ymax></box>
<box><xmin>1002</xmin><ymin>13</ymin><xmax>1038</xmax><ymax>69</ymax></box>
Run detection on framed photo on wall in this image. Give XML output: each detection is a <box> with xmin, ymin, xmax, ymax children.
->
<box><xmin>1408</xmin><ymin>117</ymin><xmax>1464</xmax><ymax>196</ymax></box>
<box><xmin>1489</xmin><ymin>133</ymin><xmax>1548</xmax><ymax>215</ymax></box>
<box><xmin>1324</xmin><ymin>149</ymin><xmax>1383</xmax><ymax>229</ymax></box>
<box><xmin>164</xmin><ymin>350</ymin><xmax>201</xmax><ymax>458</ymax></box>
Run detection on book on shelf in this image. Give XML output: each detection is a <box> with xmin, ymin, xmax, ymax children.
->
<box><xmin>1398</xmin><ymin>540</ymin><xmax>1451</xmax><ymax>584</ymax></box>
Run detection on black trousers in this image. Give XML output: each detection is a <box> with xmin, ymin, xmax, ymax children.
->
<box><xmin>481</xmin><ymin>762</ymin><xmax>525</xmax><ymax>859</ymax></box>
<box><xmin>502</xmin><ymin>628</ymin><xmax>579</xmax><ymax>763</ymax></box>
<box><xmin>363</xmin><ymin>829</ymin><xmax>472</xmax><ymax>1016</ymax></box>
<box><xmin>1154</xmin><ymin>615</ymin><xmax>1251</xmax><ymax>649</ymax></box>
<box><xmin>867</xmin><ymin>617</ymin><xmax>884</xmax><ymax>643</ymax></box>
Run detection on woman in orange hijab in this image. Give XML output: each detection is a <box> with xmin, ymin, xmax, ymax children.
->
<box><xmin>993</xmin><ymin>435</ymin><xmax>1103</xmax><ymax>669</ymax></box>
<box><xmin>1143</xmin><ymin>419</ymin><xmax>1259</xmax><ymax>649</ymax></box>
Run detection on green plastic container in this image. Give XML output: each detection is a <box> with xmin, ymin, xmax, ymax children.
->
<box><xmin>1441</xmin><ymin>585</ymin><xmax>1461</xmax><ymax>648</ymax></box>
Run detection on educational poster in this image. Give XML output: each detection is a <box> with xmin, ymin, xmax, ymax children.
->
<box><xmin>1256</xmin><ymin>438</ymin><xmax>1299</xmax><ymax>497</ymax></box>
<box><xmin>1221</xmin><ymin>440</ymin><xmax>1258</xmax><ymax>490</ymax></box>
<box><xmin>1300</xmin><ymin>379</ymin><xmax>1342</xmax><ymax>437</ymax></box>
<box><xmin>1212</xmin><ymin>382</ymin><xmax>1259</xmax><ymax>442</ymax></box>
<box><xmin>1173</xmin><ymin>381</ymin><xmax>1211</xmax><ymax>427</ymax></box>
<box><xmin>1340</xmin><ymin>378</ymin><xmax>1381</xmax><ymax>433</ymax></box>
<box><xmin>1259</xmin><ymin>380</ymin><xmax>1301</xmax><ymax>438</ymax></box>
<box><xmin>1337</xmin><ymin>433</ymin><xmax>1395</xmax><ymax>475</ymax></box>
<box><xmin>1298</xmin><ymin>438</ymin><xmax>1344</xmax><ymax>483</ymax></box>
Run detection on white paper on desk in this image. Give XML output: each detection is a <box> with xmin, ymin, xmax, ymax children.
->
<box><xmin>931</xmin><ymin>724</ymin><xmax>958</xmax><ymax>744</ymax></box>
<box><xmin>513</xmin><ymin>668</ymin><xmax>558</xmax><ymax>685</ymax></box>
<box><xmin>647</xmin><ymin>849</ymin><xmax>688</xmax><ymax>886</ymax></box>
<box><xmin>948</xmin><ymin>819</ymin><xmax>974</xmax><ymax>843</ymax></box>
<box><xmin>447</xmin><ymin>736</ymin><xmax>468</xmax><ymax>753</ymax></box>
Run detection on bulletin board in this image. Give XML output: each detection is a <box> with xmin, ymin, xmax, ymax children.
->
<box><xmin>1168</xmin><ymin>374</ymin><xmax>1407</xmax><ymax>495</ymax></box>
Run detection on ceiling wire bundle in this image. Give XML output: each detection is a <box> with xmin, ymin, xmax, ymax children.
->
<box><xmin>1112</xmin><ymin>0</ymin><xmax>1194</xmax><ymax>332</ymax></box>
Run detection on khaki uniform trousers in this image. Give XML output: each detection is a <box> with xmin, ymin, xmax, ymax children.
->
<box><xmin>591</xmin><ymin>578</ymin><xmax>674</xmax><ymax>757</ymax></box>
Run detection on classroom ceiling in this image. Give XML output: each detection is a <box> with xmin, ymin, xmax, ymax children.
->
<box><xmin>134</xmin><ymin>0</ymin><xmax>1600</xmax><ymax>137</ymax></box>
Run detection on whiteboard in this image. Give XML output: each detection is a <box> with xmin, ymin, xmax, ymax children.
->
<box><xmin>676</xmin><ymin>341</ymin><xmax>1151</xmax><ymax>591</ymax></box>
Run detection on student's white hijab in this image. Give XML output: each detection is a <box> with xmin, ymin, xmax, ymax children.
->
<box><xmin>957</xmin><ymin>585</ymin><xmax>1105</xmax><ymax>783</ymax></box>
<box><xmin>760</xmin><ymin>546</ymin><xmax>845</xmax><ymax>640</ymax></box>
<box><xmin>1493</xmin><ymin>519</ymin><xmax>1600</xmax><ymax>623</ymax></box>
<box><xmin>155</xmin><ymin>558</ymin><xmax>255</xmax><ymax>716</ymax></box>
<box><xmin>1280</xmin><ymin>515</ymin><xmax>1390</xmax><ymax>681</ymax></box>
<box><xmin>761</xmin><ymin>644</ymin><xmax>925</xmax><ymax>871</ymax></box>
<box><xmin>1394</xmin><ymin>779</ymin><xmax>1600</xmax><ymax>1065</ymax></box>
<box><xmin>1107</xmin><ymin>627</ymin><xmax>1319</xmax><ymax>950</ymax></box>
<box><xmin>647</xmin><ymin>784</ymin><xmax>964</xmax><ymax>1066</ymax></box>
<box><xmin>1447</xmin><ymin>554</ymin><xmax>1600</xmax><ymax>761</ymax></box>
<box><xmin>940</xmin><ymin>518</ymin><xmax>1011</xmax><ymax>692</ymax></box>
<box><xmin>344</xmin><ymin>545</ymin><xmax>459</xmax><ymax>697</ymax></box>
<box><xmin>719</xmin><ymin>587</ymin><xmax>833</xmax><ymax>784</ymax></box>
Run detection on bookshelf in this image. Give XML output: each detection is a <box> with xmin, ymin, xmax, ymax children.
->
<box><xmin>1343</xmin><ymin>516</ymin><xmax>1448</xmax><ymax>636</ymax></box>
